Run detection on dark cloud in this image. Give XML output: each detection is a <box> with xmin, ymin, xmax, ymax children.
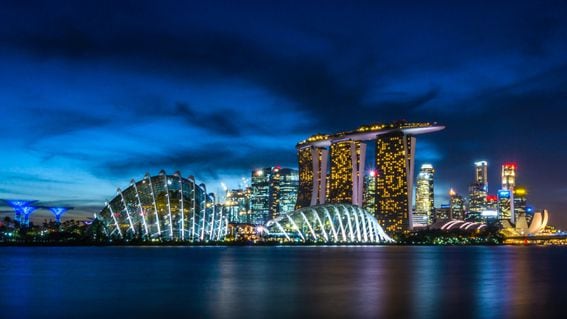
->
<box><xmin>98</xmin><ymin>141</ymin><xmax>297</xmax><ymax>181</ymax></box>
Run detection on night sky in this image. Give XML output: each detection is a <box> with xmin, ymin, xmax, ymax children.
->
<box><xmin>1</xmin><ymin>1</ymin><xmax>566</xmax><ymax>227</ymax></box>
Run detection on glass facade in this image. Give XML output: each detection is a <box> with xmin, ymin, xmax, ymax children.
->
<box><xmin>414</xmin><ymin>164</ymin><xmax>435</xmax><ymax>227</ymax></box>
<box><xmin>498</xmin><ymin>189</ymin><xmax>514</xmax><ymax>221</ymax></box>
<box><xmin>502</xmin><ymin>163</ymin><xmax>516</xmax><ymax>191</ymax></box>
<box><xmin>449</xmin><ymin>189</ymin><xmax>465</xmax><ymax>220</ymax></box>
<box><xmin>433</xmin><ymin>205</ymin><xmax>451</xmax><ymax>222</ymax></box>
<box><xmin>265</xmin><ymin>204</ymin><xmax>394</xmax><ymax>243</ymax></box>
<box><xmin>99</xmin><ymin>170</ymin><xmax>227</xmax><ymax>241</ymax></box>
<box><xmin>514</xmin><ymin>186</ymin><xmax>528</xmax><ymax>223</ymax></box>
<box><xmin>251</xmin><ymin>167</ymin><xmax>299</xmax><ymax>225</ymax></box>
<box><xmin>362</xmin><ymin>171</ymin><xmax>377</xmax><ymax>215</ymax></box>
<box><xmin>251</xmin><ymin>168</ymin><xmax>272</xmax><ymax>225</ymax></box>
<box><xmin>468</xmin><ymin>161</ymin><xmax>488</xmax><ymax>219</ymax></box>
<box><xmin>278</xmin><ymin>168</ymin><xmax>299</xmax><ymax>215</ymax></box>
<box><xmin>224</xmin><ymin>188</ymin><xmax>251</xmax><ymax>223</ymax></box>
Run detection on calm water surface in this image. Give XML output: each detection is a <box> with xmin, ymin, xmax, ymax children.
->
<box><xmin>0</xmin><ymin>246</ymin><xmax>565</xmax><ymax>319</ymax></box>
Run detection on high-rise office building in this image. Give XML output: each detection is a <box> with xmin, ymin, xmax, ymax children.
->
<box><xmin>278</xmin><ymin>168</ymin><xmax>299</xmax><ymax>215</ymax></box>
<box><xmin>475</xmin><ymin>161</ymin><xmax>488</xmax><ymax>188</ymax></box>
<box><xmin>328</xmin><ymin>140</ymin><xmax>366</xmax><ymax>206</ymax></box>
<box><xmin>434</xmin><ymin>205</ymin><xmax>451</xmax><ymax>222</ymax></box>
<box><xmin>375</xmin><ymin>131</ymin><xmax>416</xmax><ymax>234</ymax></box>
<box><xmin>497</xmin><ymin>163</ymin><xmax>518</xmax><ymax>222</ymax></box>
<box><xmin>363</xmin><ymin>170</ymin><xmax>377</xmax><ymax>215</ymax></box>
<box><xmin>502</xmin><ymin>163</ymin><xmax>516</xmax><ymax>191</ymax></box>
<box><xmin>498</xmin><ymin>189</ymin><xmax>514</xmax><ymax>221</ymax></box>
<box><xmin>468</xmin><ymin>161</ymin><xmax>488</xmax><ymax>218</ymax></box>
<box><xmin>485</xmin><ymin>194</ymin><xmax>498</xmax><ymax>210</ymax></box>
<box><xmin>514</xmin><ymin>186</ymin><xmax>528</xmax><ymax>222</ymax></box>
<box><xmin>251</xmin><ymin>167</ymin><xmax>298</xmax><ymax>224</ymax></box>
<box><xmin>449</xmin><ymin>188</ymin><xmax>465</xmax><ymax>220</ymax></box>
<box><xmin>251</xmin><ymin>168</ymin><xmax>272</xmax><ymax>224</ymax></box>
<box><xmin>224</xmin><ymin>188</ymin><xmax>251</xmax><ymax>223</ymax></box>
<box><xmin>414</xmin><ymin>164</ymin><xmax>435</xmax><ymax>227</ymax></box>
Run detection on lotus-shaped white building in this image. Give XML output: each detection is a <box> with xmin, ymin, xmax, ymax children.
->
<box><xmin>501</xmin><ymin>209</ymin><xmax>549</xmax><ymax>237</ymax></box>
<box><xmin>100</xmin><ymin>170</ymin><xmax>227</xmax><ymax>241</ymax></box>
<box><xmin>264</xmin><ymin>204</ymin><xmax>394</xmax><ymax>243</ymax></box>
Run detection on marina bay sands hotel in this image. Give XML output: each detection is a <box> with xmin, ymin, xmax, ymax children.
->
<box><xmin>295</xmin><ymin>121</ymin><xmax>444</xmax><ymax>234</ymax></box>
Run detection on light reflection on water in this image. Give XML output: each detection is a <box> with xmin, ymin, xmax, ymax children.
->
<box><xmin>0</xmin><ymin>246</ymin><xmax>565</xmax><ymax>318</ymax></box>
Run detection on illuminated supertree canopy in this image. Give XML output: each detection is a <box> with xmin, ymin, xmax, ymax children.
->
<box><xmin>47</xmin><ymin>207</ymin><xmax>73</xmax><ymax>223</ymax></box>
<box><xmin>2</xmin><ymin>199</ymin><xmax>38</xmax><ymax>224</ymax></box>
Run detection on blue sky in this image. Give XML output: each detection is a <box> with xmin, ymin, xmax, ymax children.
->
<box><xmin>1</xmin><ymin>0</ymin><xmax>566</xmax><ymax>226</ymax></box>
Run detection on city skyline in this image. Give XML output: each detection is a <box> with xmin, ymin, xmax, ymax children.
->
<box><xmin>1</xmin><ymin>1</ymin><xmax>566</xmax><ymax>227</ymax></box>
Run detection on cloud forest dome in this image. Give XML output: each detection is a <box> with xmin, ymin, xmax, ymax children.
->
<box><xmin>99</xmin><ymin>170</ymin><xmax>227</xmax><ymax>241</ymax></box>
<box><xmin>265</xmin><ymin>204</ymin><xmax>394</xmax><ymax>243</ymax></box>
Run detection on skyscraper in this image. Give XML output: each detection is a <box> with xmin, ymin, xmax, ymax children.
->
<box><xmin>475</xmin><ymin>161</ymin><xmax>488</xmax><ymax>188</ymax></box>
<box><xmin>514</xmin><ymin>186</ymin><xmax>528</xmax><ymax>222</ymax></box>
<box><xmin>251</xmin><ymin>168</ymin><xmax>272</xmax><ymax>224</ymax></box>
<box><xmin>251</xmin><ymin>167</ymin><xmax>298</xmax><ymax>224</ymax></box>
<box><xmin>363</xmin><ymin>170</ymin><xmax>377</xmax><ymax>215</ymax></box>
<box><xmin>414</xmin><ymin>164</ymin><xmax>435</xmax><ymax>227</ymax></box>
<box><xmin>375</xmin><ymin>131</ymin><xmax>416</xmax><ymax>234</ymax></box>
<box><xmin>449</xmin><ymin>189</ymin><xmax>465</xmax><ymax>220</ymax></box>
<box><xmin>277</xmin><ymin>168</ymin><xmax>299</xmax><ymax>215</ymax></box>
<box><xmin>434</xmin><ymin>205</ymin><xmax>451</xmax><ymax>222</ymax></box>
<box><xmin>499</xmin><ymin>163</ymin><xmax>517</xmax><ymax>222</ymax></box>
<box><xmin>296</xmin><ymin>145</ymin><xmax>328</xmax><ymax>209</ymax></box>
<box><xmin>502</xmin><ymin>163</ymin><xmax>516</xmax><ymax>191</ymax></box>
<box><xmin>224</xmin><ymin>188</ymin><xmax>251</xmax><ymax>223</ymax></box>
<box><xmin>498</xmin><ymin>189</ymin><xmax>514</xmax><ymax>222</ymax></box>
<box><xmin>328</xmin><ymin>140</ymin><xmax>366</xmax><ymax>206</ymax></box>
<box><xmin>468</xmin><ymin>161</ymin><xmax>488</xmax><ymax>218</ymax></box>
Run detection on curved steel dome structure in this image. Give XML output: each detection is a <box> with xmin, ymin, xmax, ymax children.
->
<box><xmin>265</xmin><ymin>204</ymin><xmax>394</xmax><ymax>243</ymax></box>
<box><xmin>100</xmin><ymin>170</ymin><xmax>227</xmax><ymax>241</ymax></box>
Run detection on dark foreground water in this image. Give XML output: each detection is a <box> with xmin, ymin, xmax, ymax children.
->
<box><xmin>0</xmin><ymin>246</ymin><xmax>565</xmax><ymax>319</ymax></box>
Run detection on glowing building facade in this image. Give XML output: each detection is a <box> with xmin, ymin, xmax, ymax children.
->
<box><xmin>433</xmin><ymin>205</ymin><xmax>451</xmax><ymax>222</ymax></box>
<box><xmin>468</xmin><ymin>161</ymin><xmax>489</xmax><ymax>218</ymax></box>
<box><xmin>251</xmin><ymin>167</ymin><xmax>298</xmax><ymax>224</ymax></box>
<box><xmin>295</xmin><ymin>122</ymin><xmax>444</xmax><ymax>236</ymax></box>
<box><xmin>328</xmin><ymin>141</ymin><xmax>366</xmax><ymax>206</ymax></box>
<box><xmin>514</xmin><ymin>186</ymin><xmax>528</xmax><ymax>222</ymax></box>
<box><xmin>224</xmin><ymin>188</ymin><xmax>251</xmax><ymax>223</ymax></box>
<box><xmin>414</xmin><ymin>164</ymin><xmax>435</xmax><ymax>227</ymax></box>
<box><xmin>498</xmin><ymin>189</ymin><xmax>514</xmax><ymax>221</ymax></box>
<box><xmin>296</xmin><ymin>146</ymin><xmax>328</xmax><ymax>209</ymax></box>
<box><xmin>449</xmin><ymin>189</ymin><xmax>465</xmax><ymax>220</ymax></box>
<box><xmin>251</xmin><ymin>168</ymin><xmax>273</xmax><ymax>224</ymax></box>
<box><xmin>278</xmin><ymin>168</ymin><xmax>299</xmax><ymax>215</ymax></box>
<box><xmin>99</xmin><ymin>171</ymin><xmax>227</xmax><ymax>241</ymax></box>
<box><xmin>502</xmin><ymin>163</ymin><xmax>516</xmax><ymax>191</ymax></box>
<box><xmin>362</xmin><ymin>170</ymin><xmax>377</xmax><ymax>215</ymax></box>
<box><xmin>375</xmin><ymin>132</ymin><xmax>416</xmax><ymax>234</ymax></box>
